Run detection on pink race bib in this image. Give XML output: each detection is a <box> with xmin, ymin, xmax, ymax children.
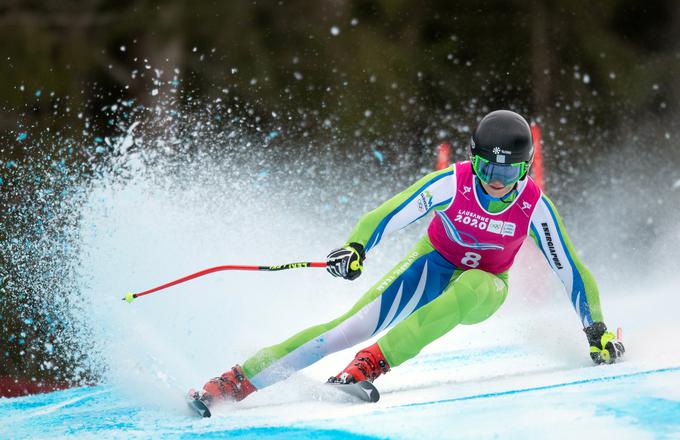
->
<box><xmin>427</xmin><ymin>161</ymin><xmax>541</xmax><ymax>273</ymax></box>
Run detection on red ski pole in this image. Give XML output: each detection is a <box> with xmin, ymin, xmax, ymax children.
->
<box><xmin>122</xmin><ymin>261</ymin><xmax>327</xmax><ymax>303</ymax></box>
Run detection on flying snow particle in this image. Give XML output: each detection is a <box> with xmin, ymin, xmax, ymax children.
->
<box><xmin>120</xmin><ymin>45</ymin><xmax>126</xmax><ymax>52</ymax></box>
<box><xmin>582</xmin><ymin>74</ymin><xmax>590</xmax><ymax>84</ymax></box>
<box><xmin>330</xmin><ymin>26</ymin><xmax>340</xmax><ymax>36</ymax></box>
<box><xmin>673</xmin><ymin>180</ymin><xmax>680</xmax><ymax>190</ymax></box>
<box><xmin>371</xmin><ymin>148</ymin><xmax>384</xmax><ymax>164</ymax></box>
<box><xmin>151</xmin><ymin>89</ymin><xmax>159</xmax><ymax>96</ymax></box>
<box><xmin>294</xmin><ymin>72</ymin><xmax>303</xmax><ymax>80</ymax></box>
<box><xmin>364</xmin><ymin>110</ymin><xmax>372</xmax><ymax>118</ymax></box>
<box><xmin>350</xmin><ymin>18</ymin><xmax>359</xmax><ymax>26</ymax></box>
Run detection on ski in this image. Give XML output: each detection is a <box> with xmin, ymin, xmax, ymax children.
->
<box><xmin>327</xmin><ymin>380</ymin><xmax>380</xmax><ymax>403</ymax></box>
<box><xmin>186</xmin><ymin>390</ymin><xmax>211</xmax><ymax>418</ymax></box>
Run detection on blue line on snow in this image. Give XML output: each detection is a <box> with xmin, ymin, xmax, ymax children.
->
<box><xmin>392</xmin><ymin>365</ymin><xmax>680</xmax><ymax>409</ymax></box>
<box><xmin>180</xmin><ymin>426</ymin><xmax>386</xmax><ymax>439</ymax></box>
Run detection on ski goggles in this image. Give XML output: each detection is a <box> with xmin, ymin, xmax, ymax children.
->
<box><xmin>471</xmin><ymin>155</ymin><xmax>527</xmax><ymax>186</ymax></box>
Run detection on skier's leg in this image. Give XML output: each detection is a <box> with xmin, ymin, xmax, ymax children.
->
<box><xmin>240</xmin><ymin>236</ymin><xmax>456</xmax><ymax>390</ymax></box>
<box><xmin>376</xmin><ymin>269</ymin><xmax>508</xmax><ymax>367</ymax></box>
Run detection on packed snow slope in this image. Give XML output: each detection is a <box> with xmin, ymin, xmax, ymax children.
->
<box><xmin>2</xmin><ymin>142</ymin><xmax>680</xmax><ymax>439</ymax></box>
<box><xmin>3</xmin><ymin>308</ymin><xmax>680</xmax><ymax>439</ymax></box>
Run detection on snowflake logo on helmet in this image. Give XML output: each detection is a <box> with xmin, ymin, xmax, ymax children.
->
<box><xmin>492</xmin><ymin>147</ymin><xmax>501</xmax><ymax>155</ymax></box>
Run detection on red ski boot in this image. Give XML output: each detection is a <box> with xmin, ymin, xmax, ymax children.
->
<box><xmin>194</xmin><ymin>364</ymin><xmax>257</xmax><ymax>406</ymax></box>
<box><xmin>328</xmin><ymin>343</ymin><xmax>390</xmax><ymax>384</ymax></box>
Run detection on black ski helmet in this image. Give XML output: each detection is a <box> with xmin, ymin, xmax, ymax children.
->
<box><xmin>469</xmin><ymin>110</ymin><xmax>534</xmax><ymax>167</ymax></box>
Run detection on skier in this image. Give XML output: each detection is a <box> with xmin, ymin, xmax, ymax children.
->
<box><xmin>189</xmin><ymin>109</ymin><xmax>624</xmax><ymax>408</ymax></box>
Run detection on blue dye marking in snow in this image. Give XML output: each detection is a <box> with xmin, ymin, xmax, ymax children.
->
<box><xmin>392</xmin><ymin>365</ymin><xmax>680</xmax><ymax>409</ymax></box>
<box><xmin>597</xmin><ymin>396</ymin><xmax>680</xmax><ymax>435</ymax></box>
<box><xmin>406</xmin><ymin>345</ymin><xmax>520</xmax><ymax>367</ymax></box>
<box><xmin>0</xmin><ymin>386</ymin><xmax>383</xmax><ymax>439</ymax></box>
<box><xmin>16</xmin><ymin>132</ymin><xmax>27</xmax><ymax>142</ymax></box>
<box><xmin>181</xmin><ymin>427</ymin><xmax>384</xmax><ymax>439</ymax></box>
<box><xmin>35</xmin><ymin>90</ymin><xmax>42</xmax><ymax>97</ymax></box>
<box><xmin>0</xmin><ymin>176</ymin><xmax>3</xmax><ymax>185</ymax></box>
<box><xmin>267</xmin><ymin>130</ymin><xmax>279</xmax><ymax>140</ymax></box>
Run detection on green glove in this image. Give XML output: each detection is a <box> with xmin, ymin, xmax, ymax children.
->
<box><xmin>584</xmin><ymin>322</ymin><xmax>625</xmax><ymax>365</ymax></box>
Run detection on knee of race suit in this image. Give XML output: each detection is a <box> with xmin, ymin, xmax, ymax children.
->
<box><xmin>444</xmin><ymin>269</ymin><xmax>508</xmax><ymax>325</ymax></box>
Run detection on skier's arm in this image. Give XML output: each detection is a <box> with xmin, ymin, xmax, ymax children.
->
<box><xmin>528</xmin><ymin>195</ymin><xmax>604</xmax><ymax>326</ymax></box>
<box><xmin>346</xmin><ymin>167</ymin><xmax>455</xmax><ymax>252</ymax></box>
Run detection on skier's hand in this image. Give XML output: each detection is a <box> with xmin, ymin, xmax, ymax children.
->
<box><xmin>326</xmin><ymin>242</ymin><xmax>365</xmax><ymax>280</ymax></box>
<box><xmin>584</xmin><ymin>322</ymin><xmax>625</xmax><ymax>365</ymax></box>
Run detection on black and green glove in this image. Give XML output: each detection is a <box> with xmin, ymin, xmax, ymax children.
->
<box><xmin>326</xmin><ymin>242</ymin><xmax>365</xmax><ymax>280</ymax></box>
<box><xmin>584</xmin><ymin>322</ymin><xmax>625</xmax><ymax>365</ymax></box>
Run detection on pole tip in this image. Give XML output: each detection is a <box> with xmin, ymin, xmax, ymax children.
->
<box><xmin>123</xmin><ymin>292</ymin><xmax>135</xmax><ymax>303</ymax></box>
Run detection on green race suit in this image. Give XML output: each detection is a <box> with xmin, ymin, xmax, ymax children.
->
<box><xmin>242</xmin><ymin>166</ymin><xmax>603</xmax><ymax>389</ymax></box>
